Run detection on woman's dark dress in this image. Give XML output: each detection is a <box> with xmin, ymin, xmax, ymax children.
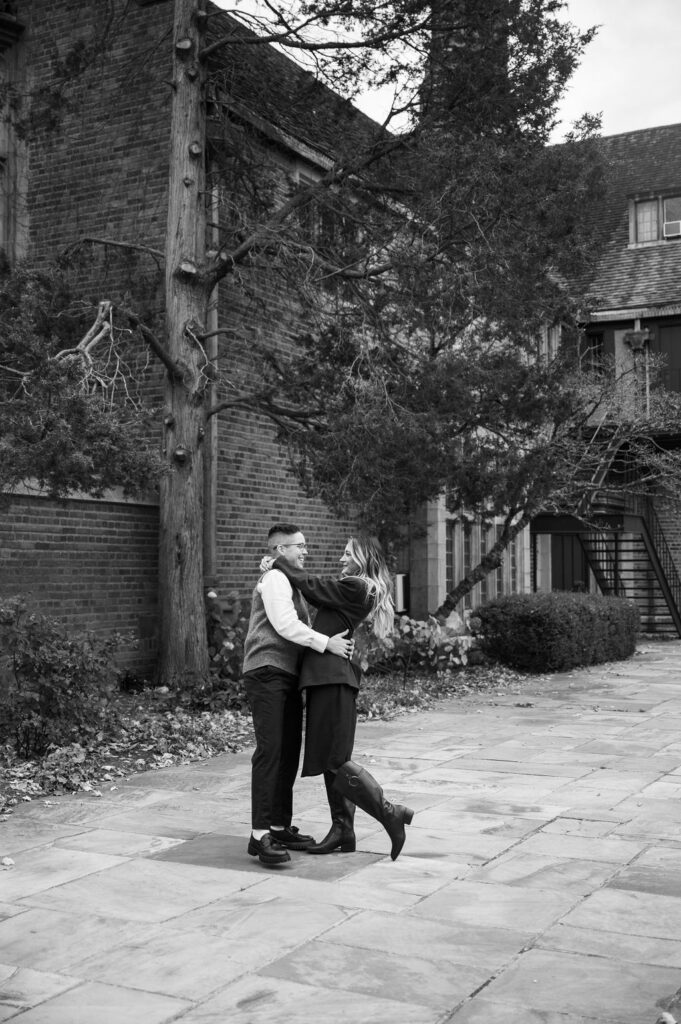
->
<box><xmin>271</xmin><ymin>559</ymin><xmax>372</xmax><ymax>776</ymax></box>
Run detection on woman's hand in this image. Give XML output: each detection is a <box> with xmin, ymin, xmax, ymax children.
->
<box><xmin>259</xmin><ymin>555</ymin><xmax>275</xmax><ymax>573</ymax></box>
<box><xmin>327</xmin><ymin>629</ymin><xmax>355</xmax><ymax>659</ymax></box>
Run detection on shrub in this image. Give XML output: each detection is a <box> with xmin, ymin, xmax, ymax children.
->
<box><xmin>475</xmin><ymin>591</ymin><xmax>640</xmax><ymax>672</ymax></box>
<box><xmin>203</xmin><ymin>596</ymin><xmax>475</xmax><ymax>700</ymax></box>
<box><xmin>203</xmin><ymin>589</ymin><xmax>249</xmax><ymax>709</ymax></box>
<box><xmin>208</xmin><ymin>617</ymin><xmax>247</xmax><ymax>686</ymax></box>
<box><xmin>355</xmin><ymin>615</ymin><xmax>473</xmax><ymax>681</ymax></box>
<box><xmin>0</xmin><ymin>597</ymin><xmax>129</xmax><ymax>757</ymax></box>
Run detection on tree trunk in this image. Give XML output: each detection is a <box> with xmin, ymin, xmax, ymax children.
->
<box><xmin>433</xmin><ymin>512</ymin><xmax>531</xmax><ymax>621</ymax></box>
<box><xmin>157</xmin><ymin>0</ymin><xmax>211</xmax><ymax>687</ymax></box>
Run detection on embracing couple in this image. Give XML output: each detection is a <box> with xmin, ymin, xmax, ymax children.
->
<box><xmin>242</xmin><ymin>522</ymin><xmax>414</xmax><ymax>867</ymax></box>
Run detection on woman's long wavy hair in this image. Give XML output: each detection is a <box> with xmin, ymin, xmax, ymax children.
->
<box><xmin>346</xmin><ymin>534</ymin><xmax>394</xmax><ymax>639</ymax></box>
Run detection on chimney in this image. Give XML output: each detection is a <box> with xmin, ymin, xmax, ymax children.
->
<box><xmin>420</xmin><ymin>0</ymin><xmax>510</xmax><ymax>130</ymax></box>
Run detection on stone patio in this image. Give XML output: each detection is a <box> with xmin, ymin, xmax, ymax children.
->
<box><xmin>1</xmin><ymin>641</ymin><xmax>681</xmax><ymax>1023</ymax></box>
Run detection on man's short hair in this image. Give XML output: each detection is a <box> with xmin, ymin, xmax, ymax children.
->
<box><xmin>267</xmin><ymin>523</ymin><xmax>301</xmax><ymax>542</ymax></box>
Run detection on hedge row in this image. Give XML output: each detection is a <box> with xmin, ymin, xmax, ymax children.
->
<box><xmin>475</xmin><ymin>592</ymin><xmax>640</xmax><ymax>672</ymax></box>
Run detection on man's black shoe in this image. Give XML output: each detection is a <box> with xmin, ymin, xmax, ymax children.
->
<box><xmin>269</xmin><ymin>825</ymin><xmax>316</xmax><ymax>850</ymax></box>
<box><xmin>247</xmin><ymin>833</ymin><xmax>291</xmax><ymax>865</ymax></box>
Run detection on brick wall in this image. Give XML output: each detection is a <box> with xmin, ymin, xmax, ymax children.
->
<box><xmin>22</xmin><ymin>0</ymin><xmax>171</xmax><ymax>272</ymax></box>
<box><xmin>4</xmin><ymin>0</ymin><xmax>360</xmax><ymax>672</ymax></box>
<box><xmin>0</xmin><ymin>494</ymin><xmax>159</xmax><ymax>675</ymax></box>
<box><xmin>216</xmin><ymin>405</ymin><xmax>356</xmax><ymax>596</ymax></box>
<box><xmin>213</xmin><ymin>265</ymin><xmax>357</xmax><ymax>604</ymax></box>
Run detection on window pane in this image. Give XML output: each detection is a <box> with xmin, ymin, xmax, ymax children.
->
<box><xmin>663</xmin><ymin>196</ymin><xmax>681</xmax><ymax>223</ymax></box>
<box><xmin>446</xmin><ymin>520</ymin><xmax>454</xmax><ymax>593</ymax></box>
<box><xmin>463</xmin><ymin>522</ymin><xmax>472</xmax><ymax>610</ymax></box>
<box><xmin>636</xmin><ymin>200</ymin><xmax>658</xmax><ymax>241</ymax></box>
<box><xmin>510</xmin><ymin>534</ymin><xmax>518</xmax><ymax>593</ymax></box>
<box><xmin>480</xmin><ymin>527</ymin><xmax>488</xmax><ymax>603</ymax></box>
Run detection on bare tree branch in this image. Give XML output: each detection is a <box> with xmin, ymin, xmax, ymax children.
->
<box><xmin>200</xmin><ymin>13</ymin><xmax>431</xmax><ymax>61</ymax></box>
<box><xmin>117</xmin><ymin>305</ymin><xmax>182</xmax><ymax>381</ymax></box>
<box><xmin>64</xmin><ymin>236</ymin><xmax>165</xmax><ymax>263</ymax></box>
<box><xmin>55</xmin><ymin>300</ymin><xmax>113</xmax><ymax>362</ymax></box>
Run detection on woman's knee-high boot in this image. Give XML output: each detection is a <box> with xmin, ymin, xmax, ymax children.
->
<box><xmin>333</xmin><ymin>760</ymin><xmax>413</xmax><ymax>861</ymax></box>
<box><xmin>307</xmin><ymin>771</ymin><xmax>356</xmax><ymax>854</ymax></box>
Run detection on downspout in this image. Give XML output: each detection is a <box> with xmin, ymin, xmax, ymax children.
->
<box><xmin>203</xmin><ymin>171</ymin><xmax>219</xmax><ymax>591</ymax></box>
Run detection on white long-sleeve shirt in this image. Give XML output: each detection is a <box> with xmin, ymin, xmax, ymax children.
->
<box><xmin>258</xmin><ymin>569</ymin><xmax>329</xmax><ymax>652</ymax></box>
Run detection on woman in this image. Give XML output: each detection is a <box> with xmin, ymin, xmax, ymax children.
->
<box><xmin>262</xmin><ymin>533</ymin><xmax>414</xmax><ymax>861</ymax></box>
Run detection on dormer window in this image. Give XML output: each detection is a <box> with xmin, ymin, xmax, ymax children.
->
<box><xmin>631</xmin><ymin>195</ymin><xmax>681</xmax><ymax>244</ymax></box>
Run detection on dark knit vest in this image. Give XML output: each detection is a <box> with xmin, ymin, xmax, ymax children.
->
<box><xmin>242</xmin><ymin>575</ymin><xmax>310</xmax><ymax>676</ymax></box>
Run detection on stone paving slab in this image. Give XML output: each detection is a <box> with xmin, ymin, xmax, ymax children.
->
<box><xmin>0</xmin><ymin>981</ymin><xmax>191</xmax><ymax>1024</ymax></box>
<box><xmin>477</xmin><ymin>947</ymin><xmax>680</xmax><ymax>1023</ymax></box>
<box><xmin>0</xmin><ymin>908</ymin><xmax>163</xmax><ymax>974</ymax></box>
<box><xmin>0</xmin><ymin>964</ymin><xmax>80</xmax><ymax>1021</ymax></box>
<box><xmin>19</xmin><ymin>859</ymin><xmax>265</xmax><ymax>922</ymax></box>
<box><xmin>0</xmin><ymin>847</ymin><xmax>128</xmax><ymax>902</ymax></box>
<box><xmin>538</xmin><ymin>921</ymin><xmax>681</xmax><ymax>968</ymax></box>
<box><xmin>220</xmin><ymin>866</ymin><xmax>423</xmax><ymax>913</ymax></box>
<box><xmin>259</xmin><ymin>936</ymin><xmax>489</xmax><ymax>1011</ymax></box>
<box><xmin>318</xmin><ymin>908</ymin><xmax>532</xmax><ymax>968</ymax></box>
<box><xmin>1</xmin><ymin>640</ymin><xmax>681</xmax><ymax>1023</ymax></box>
<box><xmin>447</xmin><ymin>999</ymin><xmax>603</xmax><ymax>1024</ymax></box>
<box><xmin>561</xmin><ymin>887</ymin><xmax>681</xmax><ymax>939</ymax></box>
<box><xmin>466</xmin><ymin>851</ymin><xmax>621</xmax><ymax>895</ymax></box>
<box><xmin>408</xmin><ymin>876</ymin><xmax>577</xmax><ymax>933</ymax></box>
<box><xmin>175</xmin><ymin>975</ymin><xmax>437</xmax><ymax>1024</ymax></box>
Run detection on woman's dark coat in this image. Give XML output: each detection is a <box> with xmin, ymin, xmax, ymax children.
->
<box><xmin>272</xmin><ymin>559</ymin><xmax>371</xmax><ymax>691</ymax></box>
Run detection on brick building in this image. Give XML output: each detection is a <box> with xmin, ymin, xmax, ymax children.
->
<box><xmin>0</xmin><ymin>0</ymin><xmax>371</xmax><ymax>673</ymax></box>
<box><xmin>3</xmin><ymin>1</ymin><xmax>680</xmax><ymax>669</ymax></box>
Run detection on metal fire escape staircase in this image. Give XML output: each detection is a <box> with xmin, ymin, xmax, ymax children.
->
<box><xmin>576</xmin><ymin>448</ymin><xmax>681</xmax><ymax>637</ymax></box>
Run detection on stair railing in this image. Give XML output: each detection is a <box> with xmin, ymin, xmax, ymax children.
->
<box><xmin>578</xmin><ymin>531</ymin><xmax>624</xmax><ymax>596</ymax></box>
<box><xmin>634</xmin><ymin>495</ymin><xmax>681</xmax><ymax>636</ymax></box>
<box><xmin>568</xmin><ymin>439</ymin><xmax>681</xmax><ymax>636</ymax></box>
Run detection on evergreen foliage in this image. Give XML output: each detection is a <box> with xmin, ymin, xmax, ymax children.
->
<box><xmin>475</xmin><ymin>591</ymin><xmax>640</xmax><ymax>671</ymax></box>
<box><xmin>0</xmin><ymin>268</ymin><xmax>161</xmax><ymax>502</ymax></box>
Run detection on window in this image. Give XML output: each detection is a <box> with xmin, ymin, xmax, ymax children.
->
<box><xmin>479</xmin><ymin>526</ymin><xmax>489</xmax><ymax>603</ymax></box>
<box><xmin>495</xmin><ymin>524</ymin><xmax>504</xmax><ymax>595</ymax></box>
<box><xmin>663</xmin><ymin>196</ymin><xmax>681</xmax><ymax>237</ymax></box>
<box><xmin>635</xmin><ymin>199</ymin><xmax>658</xmax><ymax>242</ymax></box>
<box><xmin>449</xmin><ymin>515</ymin><xmax>524</xmax><ymax>610</ymax></box>
<box><xmin>632</xmin><ymin>195</ymin><xmax>681</xmax><ymax>243</ymax></box>
<box><xmin>297</xmin><ymin>172</ymin><xmax>357</xmax><ymax>251</ymax></box>
<box><xmin>581</xmin><ymin>331</ymin><xmax>604</xmax><ymax>374</ymax></box>
<box><xmin>510</xmin><ymin>531</ymin><xmax>518</xmax><ymax>593</ymax></box>
<box><xmin>296</xmin><ymin>172</ymin><xmax>362</xmax><ymax>295</ymax></box>
<box><xmin>462</xmin><ymin>521</ymin><xmax>473</xmax><ymax>610</ymax></box>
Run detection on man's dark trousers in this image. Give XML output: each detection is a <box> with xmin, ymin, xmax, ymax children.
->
<box><xmin>243</xmin><ymin>666</ymin><xmax>303</xmax><ymax>830</ymax></box>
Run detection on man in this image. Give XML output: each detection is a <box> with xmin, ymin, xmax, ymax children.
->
<box><xmin>242</xmin><ymin>523</ymin><xmax>353</xmax><ymax>866</ymax></box>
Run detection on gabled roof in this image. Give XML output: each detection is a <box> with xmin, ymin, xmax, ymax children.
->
<box><xmin>205</xmin><ymin>7</ymin><xmax>387</xmax><ymax>168</ymax></box>
<box><xmin>587</xmin><ymin>122</ymin><xmax>681</xmax><ymax>316</ymax></box>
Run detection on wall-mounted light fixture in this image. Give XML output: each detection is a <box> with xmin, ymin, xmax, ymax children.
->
<box><xmin>623</xmin><ymin>328</ymin><xmax>652</xmax><ymax>351</ymax></box>
<box><xmin>623</xmin><ymin>325</ymin><xmax>653</xmax><ymax>417</ymax></box>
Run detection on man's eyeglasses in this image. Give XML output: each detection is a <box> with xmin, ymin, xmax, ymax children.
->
<box><xmin>278</xmin><ymin>542</ymin><xmax>308</xmax><ymax>551</ymax></box>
